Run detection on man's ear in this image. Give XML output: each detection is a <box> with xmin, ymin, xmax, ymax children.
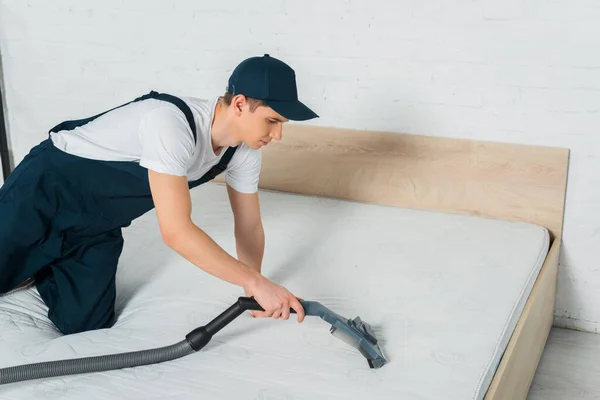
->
<box><xmin>232</xmin><ymin>95</ymin><xmax>247</xmax><ymax>116</ymax></box>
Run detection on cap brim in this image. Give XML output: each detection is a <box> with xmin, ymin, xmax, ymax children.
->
<box><xmin>263</xmin><ymin>99</ymin><xmax>319</xmax><ymax>121</ymax></box>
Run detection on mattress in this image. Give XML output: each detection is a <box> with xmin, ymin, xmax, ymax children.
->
<box><xmin>0</xmin><ymin>182</ymin><xmax>549</xmax><ymax>400</ymax></box>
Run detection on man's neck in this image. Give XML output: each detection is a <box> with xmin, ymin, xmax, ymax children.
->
<box><xmin>210</xmin><ymin>99</ymin><xmax>237</xmax><ymax>155</ymax></box>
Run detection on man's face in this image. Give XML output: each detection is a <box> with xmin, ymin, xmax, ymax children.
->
<box><xmin>233</xmin><ymin>97</ymin><xmax>289</xmax><ymax>150</ymax></box>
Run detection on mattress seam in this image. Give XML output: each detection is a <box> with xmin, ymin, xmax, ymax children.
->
<box><xmin>472</xmin><ymin>226</ymin><xmax>550</xmax><ymax>399</ymax></box>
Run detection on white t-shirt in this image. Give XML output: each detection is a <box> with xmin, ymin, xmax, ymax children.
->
<box><xmin>50</xmin><ymin>95</ymin><xmax>261</xmax><ymax>194</ymax></box>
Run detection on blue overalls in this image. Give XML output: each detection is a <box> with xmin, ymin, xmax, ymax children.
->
<box><xmin>0</xmin><ymin>91</ymin><xmax>237</xmax><ymax>334</ymax></box>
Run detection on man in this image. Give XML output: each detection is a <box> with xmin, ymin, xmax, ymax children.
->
<box><xmin>0</xmin><ymin>54</ymin><xmax>317</xmax><ymax>335</ymax></box>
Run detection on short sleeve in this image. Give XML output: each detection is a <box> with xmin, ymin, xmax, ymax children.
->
<box><xmin>138</xmin><ymin>106</ymin><xmax>195</xmax><ymax>176</ymax></box>
<box><xmin>225</xmin><ymin>149</ymin><xmax>262</xmax><ymax>194</ymax></box>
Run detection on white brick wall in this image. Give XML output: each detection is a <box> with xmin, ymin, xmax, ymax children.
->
<box><xmin>1</xmin><ymin>1</ymin><xmax>599</xmax><ymax>332</ymax></box>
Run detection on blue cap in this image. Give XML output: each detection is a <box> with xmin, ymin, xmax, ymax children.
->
<box><xmin>227</xmin><ymin>54</ymin><xmax>318</xmax><ymax>121</ymax></box>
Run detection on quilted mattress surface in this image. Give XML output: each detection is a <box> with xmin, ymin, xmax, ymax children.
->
<box><xmin>0</xmin><ymin>182</ymin><xmax>549</xmax><ymax>400</ymax></box>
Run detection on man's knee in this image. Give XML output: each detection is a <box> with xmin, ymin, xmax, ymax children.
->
<box><xmin>49</xmin><ymin>308</ymin><xmax>115</xmax><ymax>335</ymax></box>
<box><xmin>38</xmin><ymin>274</ymin><xmax>116</xmax><ymax>335</ymax></box>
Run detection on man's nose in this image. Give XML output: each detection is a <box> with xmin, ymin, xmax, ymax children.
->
<box><xmin>270</xmin><ymin>125</ymin><xmax>283</xmax><ymax>141</ymax></box>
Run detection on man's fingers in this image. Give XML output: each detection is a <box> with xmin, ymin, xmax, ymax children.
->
<box><xmin>253</xmin><ymin>310</ymin><xmax>270</xmax><ymax>318</ymax></box>
<box><xmin>290</xmin><ymin>298</ymin><xmax>305</xmax><ymax>323</ymax></box>
<box><xmin>281</xmin><ymin>301</ymin><xmax>290</xmax><ymax>320</ymax></box>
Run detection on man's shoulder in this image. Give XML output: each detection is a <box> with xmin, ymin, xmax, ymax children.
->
<box><xmin>180</xmin><ymin>95</ymin><xmax>219</xmax><ymax>118</ymax></box>
<box><xmin>141</xmin><ymin>94</ymin><xmax>218</xmax><ymax>128</ymax></box>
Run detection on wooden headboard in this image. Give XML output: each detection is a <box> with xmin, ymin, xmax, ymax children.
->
<box><xmin>217</xmin><ymin>124</ymin><xmax>570</xmax><ymax>242</ymax></box>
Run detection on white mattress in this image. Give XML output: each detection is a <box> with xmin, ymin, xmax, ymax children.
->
<box><xmin>0</xmin><ymin>182</ymin><xmax>549</xmax><ymax>400</ymax></box>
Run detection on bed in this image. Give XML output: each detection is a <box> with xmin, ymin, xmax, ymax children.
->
<box><xmin>0</xmin><ymin>125</ymin><xmax>569</xmax><ymax>399</ymax></box>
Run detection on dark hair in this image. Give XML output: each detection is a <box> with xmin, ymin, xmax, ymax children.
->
<box><xmin>221</xmin><ymin>90</ymin><xmax>265</xmax><ymax>112</ymax></box>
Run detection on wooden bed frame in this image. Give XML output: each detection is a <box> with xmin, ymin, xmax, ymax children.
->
<box><xmin>215</xmin><ymin>124</ymin><xmax>569</xmax><ymax>399</ymax></box>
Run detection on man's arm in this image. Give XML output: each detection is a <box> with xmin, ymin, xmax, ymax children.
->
<box><xmin>147</xmin><ymin>170</ymin><xmax>261</xmax><ymax>289</ymax></box>
<box><xmin>148</xmin><ymin>169</ymin><xmax>305</xmax><ymax>322</ymax></box>
<box><xmin>226</xmin><ymin>183</ymin><xmax>265</xmax><ymax>275</ymax></box>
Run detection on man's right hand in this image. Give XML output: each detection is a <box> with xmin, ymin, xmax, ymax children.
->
<box><xmin>243</xmin><ymin>275</ymin><xmax>305</xmax><ymax>323</ymax></box>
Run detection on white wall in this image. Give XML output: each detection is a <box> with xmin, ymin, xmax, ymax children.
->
<box><xmin>1</xmin><ymin>1</ymin><xmax>599</xmax><ymax>331</ymax></box>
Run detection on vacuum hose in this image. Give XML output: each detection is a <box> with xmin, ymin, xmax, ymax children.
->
<box><xmin>0</xmin><ymin>296</ymin><xmax>267</xmax><ymax>385</ymax></box>
<box><xmin>0</xmin><ymin>341</ymin><xmax>194</xmax><ymax>385</ymax></box>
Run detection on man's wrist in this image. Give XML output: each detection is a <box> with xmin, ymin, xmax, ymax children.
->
<box><xmin>247</xmin><ymin>263</ymin><xmax>261</xmax><ymax>274</ymax></box>
<box><xmin>240</xmin><ymin>264</ymin><xmax>262</xmax><ymax>291</ymax></box>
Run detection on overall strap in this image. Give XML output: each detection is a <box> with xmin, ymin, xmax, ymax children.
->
<box><xmin>191</xmin><ymin>145</ymin><xmax>239</xmax><ymax>188</ymax></box>
<box><xmin>147</xmin><ymin>92</ymin><xmax>197</xmax><ymax>144</ymax></box>
<box><xmin>48</xmin><ymin>91</ymin><xmax>197</xmax><ymax>144</ymax></box>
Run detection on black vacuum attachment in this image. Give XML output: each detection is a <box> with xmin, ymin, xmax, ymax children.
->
<box><xmin>0</xmin><ymin>297</ymin><xmax>387</xmax><ymax>385</ymax></box>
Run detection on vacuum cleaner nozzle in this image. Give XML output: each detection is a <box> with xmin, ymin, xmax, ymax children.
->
<box><xmin>329</xmin><ymin>316</ymin><xmax>387</xmax><ymax>369</ymax></box>
<box><xmin>241</xmin><ymin>297</ymin><xmax>388</xmax><ymax>369</ymax></box>
<box><xmin>282</xmin><ymin>300</ymin><xmax>387</xmax><ymax>369</ymax></box>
